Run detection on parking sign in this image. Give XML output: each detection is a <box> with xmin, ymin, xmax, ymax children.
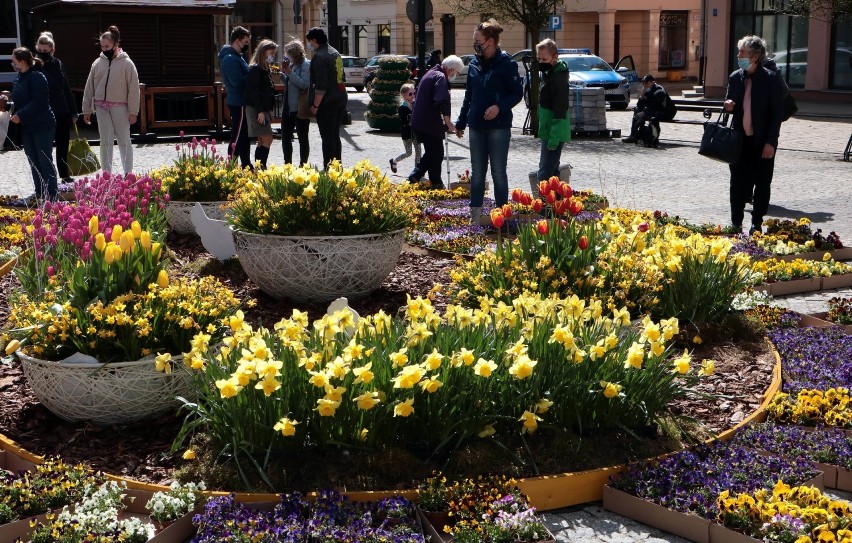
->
<box><xmin>549</xmin><ymin>15</ymin><xmax>562</xmax><ymax>30</ymax></box>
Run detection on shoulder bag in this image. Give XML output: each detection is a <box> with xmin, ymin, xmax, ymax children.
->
<box><xmin>67</xmin><ymin>124</ymin><xmax>101</xmax><ymax>176</ymax></box>
<box><xmin>699</xmin><ymin>111</ymin><xmax>742</xmax><ymax>164</ymax></box>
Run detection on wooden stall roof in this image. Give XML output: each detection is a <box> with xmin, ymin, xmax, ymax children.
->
<box><xmin>31</xmin><ymin>0</ymin><xmax>233</xmax><ymax>15</ymax></box>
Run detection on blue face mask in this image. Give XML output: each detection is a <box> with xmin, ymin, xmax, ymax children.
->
<box><xmin>737</xmin><ymin>57</ymin><xmax>752</xmax><ymax>71</ymax></box>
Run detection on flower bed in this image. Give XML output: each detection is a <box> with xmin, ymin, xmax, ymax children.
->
<box><xmin>767</xmin><ymin>327</ymin><xmax>852</xmax><ymax>394</ymax></box>
<box><xmin>728</xmin><ymin>422</ymin><xmax>852</xmax><ymax>489</ymax></box>
<box><xmin>767</xmin><ymin>388</ymin><xmax>852</xmax><ymax>429</ymax></box>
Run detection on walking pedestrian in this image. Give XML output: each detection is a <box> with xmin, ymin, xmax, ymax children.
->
<box><xmin>9</xmin><ymin>47</ymin><xmax>58</xmax><ymax>201</ymax></box>
<box><xmin>534</xmin><ymin>38</ymin><xmax>571</xmax><ymax>185</ymax></box>
<box><xmin>724</xmin><ymin>35</ymin><xmax>785</xmax><ymax>235</ymax></box>
<box><xmin>281</xmin><ymin>40</ymin><xmax>311</xmax><ymax>166</ymax></box>
<box><xmin>34</xmin><ymin>32</ymin><xmax>77</xmax><ymax>184</ymax></box>
<box><xmin>219</xmin><ymin>26</ymin><xmax>252</xmax><ymax>169</ymax></box>
<box><xmin>305</xmin><ymin>27</ymin><xmax>348</xmax><ymax>168</ymax></box>
<box><xmin>244</xmin><ymin>39</ymin><xmax>278</xmax><ymax>170</ymax></box>
<box><xmin>389</xmin><ymin>83</ymin><xmax>420</xmax><ymax>173</ymax></box>
<box><xmin>82</xmin><ymin>25</ymin><xmax>140</xmax><ymax>174</ymax></box>
<box><xmin>454</xmin><ymin>19</ymin><xmax>523</xmax><ymax>224</ymax></box>
<box><xmin>407</xmin><ymin>56</ymin><xmax>463</xmax><ymax>189</ymax></box>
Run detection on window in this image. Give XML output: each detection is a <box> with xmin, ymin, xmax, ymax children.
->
<box><xmin>659</xmin><ymin>11</ymin><xmax>688</xmax><ymax>69</ymax></box>
<box><xmin>830</xmin><ymin>18</ymin><xmax>852</xmax><ymax>89</ymax></box>
<box><xmin>339</xmin><ymin>26</ymin><xmax>350</xmax><ymax>56</ymax></box>
<box><xmin>377</xmin><ymin>24</ymin><xmax>391</xmax><ymax>56</ymax></box>
<box><xmin>229</xmin><ymin>0</ymin><xmax>275</xmax><ymax>44</ymax></box>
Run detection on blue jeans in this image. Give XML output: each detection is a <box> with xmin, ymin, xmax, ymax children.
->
<box><xmin>22</xmin><ymin>128</ymin><xmax>58</xmax><ymax>199</ymax></box>
<box><xmin>537</xmin><ymin>141</ymin><xmax>564</xmax><ymax>185</ymax></box>
<box><xmin>469</xmin><ymin>128</ymin><xmax>511</xmax><ymax>207</ymax></box>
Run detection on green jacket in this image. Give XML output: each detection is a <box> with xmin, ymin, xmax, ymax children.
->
<box><xmin>537</xmin><ymin>60</ymin><xmax>571</xmax><ymax>148</ymax></box>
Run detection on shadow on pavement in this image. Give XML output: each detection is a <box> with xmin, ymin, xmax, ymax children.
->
<box><xmin>766</xmin><ymin>204</ymin><xmax>834</xmax><ymax>223</ymax></box>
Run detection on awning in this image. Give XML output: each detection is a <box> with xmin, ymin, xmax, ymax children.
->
<box><xmin>32</xmin><ymin>0</ymin><xmax>234</xmax><ymax>15</ymax></box>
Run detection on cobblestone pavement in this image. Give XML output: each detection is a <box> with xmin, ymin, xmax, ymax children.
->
<box><xmin>1</xmin><ymin>91</ymin><xmax>851</xmax><ymax>542</ymax></box>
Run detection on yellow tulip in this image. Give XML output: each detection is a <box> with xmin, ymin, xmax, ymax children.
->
<box><xmin>110</xmin><ymin>224</ymin><xmax>123</xmax><ymax>243</ymax></box>
<box><xmin>88</xmin><ymin>215</ymin><xmax>99</xmax><ymax>236</ymax></box>
<box><xmin>182</xmin><ymin>449</ymin><xmax>196</xmax><ymax>460</ymax></box>
<box><xmin>157</xmin><ymin>270</ymin><xmax>169</xmax><ymax>288</ymax></box>
<box><xmin>130</xmin><ymin>220</ymin><xmax>142</xmax><ymax>239</ymax></box>
<box><xmin>140</xmin><ymin>231</ymin><xmax>152</xmax><ymax>250</ymax></box>
<box><xmin>119</xmin><ymin>231</ymin><xmax>134</xmax><ymax>253</ymax></box>
<box><xmin>4</xmin><ymin>339</ymin><xmax>21</xmax><ymax>355</ymax></box>
<box><xmin>104</xmin><ymin>244</ymin><xmax>116</xmax><ymax>265</ymax></box>
<box><xmin>95</xmin><ymin>233</ymin><xmax>106</xmax><ymax>252</ymax></box>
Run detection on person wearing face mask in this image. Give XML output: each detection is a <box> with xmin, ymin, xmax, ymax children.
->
<box><xmin>534</xmin><ymin>39</ymin><xmax>571</xmax><ymax>186</ymax></box>
<box><xmin>280</xmin><ymin>40</ymin><xmax>311</xmax><ymax>166</ymax></box>
<box><xmin>243</xmin><ymin>39</ymin><xmax>278</xmax><ymax>170</ymax></box>
<box><xmin>407</xmin><ymin>55</ymin><xmax>464</xmax><ymax>190</ymax></box>
<box><xmin>305</xmin><ymin>27</ymin><xmax>347</xmax><ymax>168</ymax></box>
<box><xmin>723</xmin><ymin>34</ymin><xmax>785</xmax><ymax>236</ymax></box>
<box><xmin>454</xmin><ymin>19</ymin><xmax>523</xmax><ymax>225</ymax></box>
<box><xmin>621</xmin><ymin>74</ymin><xmax>667</xmax><ymax>146</ymax></box>
<box><xmin>219</xmin><ymin>26</ymin><xmax>253</xmax><ymax>169</ymax></box>
<box><xmin>82</xmin><ymin>25</ymin><xmax>140</xmax><ymax>175</ymax></box>
<box><xmin>10</xmin><ymin>47</ymin><xmax>58</xmax><ymax>202</ymax></box>
<box><xmin>34</xmin><ymin>32</ymin><xmax>77</xmax><ymax>184</ymax></box>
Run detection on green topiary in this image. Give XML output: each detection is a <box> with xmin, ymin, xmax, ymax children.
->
<box><xmin>366</xmin><ymin>56</ymin><xmax>412</xmax><ymax>131</ymax></box>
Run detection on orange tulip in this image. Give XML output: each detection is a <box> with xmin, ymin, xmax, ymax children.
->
<box><xmin>548</xmin><ymin>176</ymin><xmax>560</xmax><ymax>191</ymax></box>
<box><xmin>538</xmin><ymin>181</ymin><xmax>551</xmax><ymax>196</ymax></box>
<box><xmin>501</xmin><ymin>204</ymin><xmax>513</xmax><ymax>218</ymax></box>
<box><xmin>569</xmin><ymin>199</ymin><xmax>584</xmax><ymax>216</ymax></box>
<box><xmin>553</xmin><ymin>199</ymin><xmax>569</xmax><ymax>216</ymax></box>
<box><xmin>520</xmin><ymin>192</ymin><xmax>532</xmax><ymax>206</ymax></box>
<box><xmin>531</xmin><ymin>199</ymin><xmax>544</xmax><ymax>213</ymax></box>
<box><xmin>559</xmin><ymin>182</ymin><xmax>572</xmax><ymax>198</ymax></box>
<box><xmin>546</xmin><ymin>192</ymin><xmax>557</xmax><ymax>205</ymax></box>
<box><xmin>579</xmin><ymin>235</ymin><xmax>589</xmax><ymax>250</ymax></box>
<box><xmin>536</xmin><ymin>220</ymin><xmax>549</xmax><ymax>235</ymax></box>
<box><xmin>490</xmin><ymin>209</ymin><xmax>505</xmax><ymax>228</ymax></box>
<box><xmin>511</xmin><ymin>188</ymin><xmax>524</xmax><ymax>202</ymax></box>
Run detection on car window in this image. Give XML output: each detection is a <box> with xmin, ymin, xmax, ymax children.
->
<box><xmin>563</xmin><ymin>55</ymin><xmax>614</xmax><ymax>72</ymax></box>
<box><xmin>342</xmin><ymin>58</ymin><xmax>366</xmax><ymax>68</ymax></box>
<box><xmin>462</xmin><ymin>55</ymin><xmax>473</xmax><ymax>66</ymax></box>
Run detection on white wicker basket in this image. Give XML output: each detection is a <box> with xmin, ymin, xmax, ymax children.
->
<box><xmin>18</xmin><ymin>350</ymin><xmax>195</xmax><ymax>425</ymax></box>
<box><xmin>166</xmin><ymin>201</ymin><xmax>228</xmax><ymax>235</ymax></box>
<box><xmin>233</xmin><ymin>229</ymin><xmax>405</xmax><ymax>302</ymax></box>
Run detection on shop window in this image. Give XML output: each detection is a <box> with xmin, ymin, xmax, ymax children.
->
<box><xmin>830</xmin><ymin>18</ymin><xmax>852</xmax><ymax>88</ymax></box>
<box><xmin>356</xmin><ymin>25</ymin><xmax>368</xmax><ymax>57</ymax></box>
<box><xmin>731</xmin><ymin>1</ymin><xmax>808</xmax><ymax>87</ymax></box>
<box><xmin>230</xmin><ymin>0</ymin><xmax>274</xmax><ymax>43</ymax></box>
<box><xmin>377</xmin><ymin>24</ymin><xmax>390</xmax><ymax>56</ymax></box>
<box><xmin>659</xmin><ymin>11</ymin><xmax>688</xmax><ymax>69</ymax></box>
<box><xmin>339</xmin><ymin>26</ymin><xmax>350</xmax><ymax>55</ymax></box>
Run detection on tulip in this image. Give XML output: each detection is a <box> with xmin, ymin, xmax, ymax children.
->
<box><xmin>531</xmin><ymin>199</ymin><xmax>544</xmax><ymax>213</ymax></box>
<box><xmin>559</xmin><ymin>182</ymin><xmax>572</xmax><ymax>197</ymax></box>
<box><xmin>638</xmin><ymin>221</ymin><xmax>650</xmax><ymax>233</ymax></box>
<box><xmin>130</xmin><ymin>221</ymin><xmax>142</xmax><ymax>239</ymax></box>
<box><xmin>4</xmin><ymin>339</ymin><xmax>20</xmax><ymax>355</ymax></box>
<box><xmin>553</xmin><ymin>199</ymin><xmax>568</xmax><ymax>216</ymax></box>
<box><xmin>548</xmin><ymin>176</ymin><xmax>560</xmax><ymax>191</ymax></box>
<box><xmin>110</xmin><ymin>225</ymin><xmax>123</xmax><ymax>243</ymax></box>
<box><xmin>490</xmin><ymin>209</ymin><xmax>504</xmax><ymax>228</ymax></box>
<box><xmin>140</xmin><ymin>231</ymin><xmax>152</xmax><ymax>251</ymax></box>
<box><xmin>511</xmin><ymin>188</ymin><xmax>524</xmax><ymax>202</ymax></box>
<box><xmin>152</xmin><ymin>242</ymin><xmax>162</xmax><ymax>259</ymax></box>
<box><xmin>94</xmin><ymin>233</ymin><xmax>106</xmax><ymax>252</ymax></box>
<box><xmin>569</xmin><ymin>199</ymin><xmax>584</xmax><ymax>216</ymax></box>
<box><xmin>501</xmin><ymin>204</ymin><xmax>513</xmax><ymax>218</ymax></box>
<box><xmin>579</xmin><ymin>235</ymin><xmax>589</xmax><ymax>250</ymax></box>
<box><xmin>536</xmin><ymin>220</ymin><xmax>549</xmax><ymax>235</ymax></box>
<box><xmin>157</xmin><ymin>270</ymin><xmax>170</xmax><ymax>288</ymax></box>
<box><xmin>538</xmin><ymin>181</ymin><xmax>551</xmax><ymax>196</ymax></box>
<box><xmin>546</xmin><ymin>192</ymin><xmax>557</xmax><ymax>205</ymax></box>
<box><xmin>104</xmin><ymin>244</ymin><xmax>116</xmax><ymax>265</ymax></box>
<box><xmin>520</xmin><ymin>192</ymin><xmax>532</xmax><ymax>206</ymax></box>
<box><xmin>119</xmin><ymin>231</ymin><xmax>134</xmax><ymax>253</ymax></box>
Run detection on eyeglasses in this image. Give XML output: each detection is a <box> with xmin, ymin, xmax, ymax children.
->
<box><xmin>405</xmin><ymin>92</ymin><xmax>415</xmax><ymax>96</ymax></box>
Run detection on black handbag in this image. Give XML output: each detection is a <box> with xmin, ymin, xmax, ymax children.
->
<box><xmin>699</xmin><ymin>111</ymin><xmax>742</xmax><ymax>164</ymax></box>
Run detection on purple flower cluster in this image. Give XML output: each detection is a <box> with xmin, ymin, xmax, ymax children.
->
<box><xmin>730</xmin><ymin>423</ymin><xmax>852</xmax><ymax>469</ymax></box>
<box><xmin>192</xmin><ymin>491</ymin><xmax>424</xmax><ymax>543</ymax></box>
<box><xmin>609</xmin><ymin>441</ymin><xmax>819</xmax><ymax>519</ymax></box>
<box><xmin>730</xmin><ymin>235</ymin><xmax>774</xmax><ymax>259</ymax></box>
<box><xmin>769</xmin><ymin>326</ymin><xmax>852</xmax><ymax>393</ymax></box>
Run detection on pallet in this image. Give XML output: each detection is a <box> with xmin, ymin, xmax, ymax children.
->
<box><xmin>571</xmin><ymin>128</ymin><xmax>621</xmax><ymax>138</ymax></box>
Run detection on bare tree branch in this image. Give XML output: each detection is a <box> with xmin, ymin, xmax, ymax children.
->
<box><xmin>771</xmin><ymin>0</ymin><xmax>851</xmax><ymax>22</ymax></box>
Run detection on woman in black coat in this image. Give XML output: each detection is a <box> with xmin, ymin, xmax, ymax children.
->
<box><xmin>35</xmin><ymin>32</ymin><xmax>77</xmax><ymax>183</ymax></box>
<box><xmin>244</xmin><ymin>39</ymin><xmax>278</xmax><ymax>169</ymax></box>
<box><xmin>724</xmin><ymin>34</ymin><xmax>785</xmax><ymax>236</ymax></box>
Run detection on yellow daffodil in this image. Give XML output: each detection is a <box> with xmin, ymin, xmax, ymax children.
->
<box><xmin>478</xmin><ymin>424</ymin><xmax>496</xmax><ymax>438</ymax></box>
<box><xmin>519</xmin><ymin>410</ymin><xmax>541</xmax><ymax>433</ymax></box>
<box><xmin>601</xmin><ymin>380</ymin><xmax>622</xmax><ymax>398</ymax></box>
<box><xmin>393</xmin><ymin>398</ymin><xmax>415</xmax><ymax>417</ymax></box>
<box><xmin>535</xmin><ymin>399</ymin><xmax>554</xmax><ymax>414</ymax></box>
<box><xmin>273</xmin><ymin>417</ymin><xmax>299</xmax><ymax>436</ymax></box>
<box><xmin>473</xmin><ymin>358</ymin><xmax>498</xmax><ymax>378</ymax></box>
<box><xmin>182</xmin><ymin>449</ymin><xmax>196</xmax><ymax>460</ymax></box>
<box><xmin>354</xmin><ymin>391</ymin><xmax>380</xmax><ymax>410</ymax></box>
<box><xmin>154</xmin><ymin>352</ymin><xmax>172</xmax><ymax>374</ymax></box>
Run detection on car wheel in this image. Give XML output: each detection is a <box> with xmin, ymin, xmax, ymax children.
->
<box><xmin>355</xmin><ymin>86</ymin><xmax>364</xmax><ymax>93</ymax></box>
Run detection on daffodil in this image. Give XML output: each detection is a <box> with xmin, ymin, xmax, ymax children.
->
<box><xmin>393</xmin><ymin>398</ymin><xmax>415</xmax><ymax>417</ymax></box>
<box><xmin>273</xmin><ymin>417</ymin><xmax>299</xmax><ymax>436</ymax></box>
<box><xmin>473</xmin><ymin>358</ymin><xmax>498</xmax><ymax>378</ymax></box>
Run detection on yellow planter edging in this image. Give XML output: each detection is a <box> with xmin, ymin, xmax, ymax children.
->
<box><xmin>0</xmin><ymin>256</ymin><xmax>17</xmax><ymax>278</ymax></box>
<box><xmin>0</xmin><ymin>340</ymin><xmax>783</xmax><ymax>511</ymax></box>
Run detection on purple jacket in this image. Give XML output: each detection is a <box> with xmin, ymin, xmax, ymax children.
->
<box><xmin>410</xmin><ymin>65</ymin><xmax>451</xmax><ymax>138</ymax></box>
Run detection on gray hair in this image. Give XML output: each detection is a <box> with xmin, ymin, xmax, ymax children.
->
<box><xmin>442</xmin><ymin>54</ymin><xmax>464</xmax><ymax>74</ymax></box>
<box><xmin>737</xmin><ymin>35</ymin><xmax>767</xmax><ymax>61</ymax></box>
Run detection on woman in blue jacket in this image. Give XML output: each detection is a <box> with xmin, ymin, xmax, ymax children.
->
<box><xmin>10</xmin><ymin>47</ymin><xmax>58</xmax><ymax>201</ymax></box>
<box><xmin>455</xmin><ymin>19</ymin><xmax>523</xmax><ymax>224</ymax></box>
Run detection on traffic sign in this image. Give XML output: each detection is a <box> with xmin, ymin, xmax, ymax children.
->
<box><xmin>548</xmin><ymin>15</ymin><xmax>562</xmax><ymax>31</ymax></box>
<box><xmin>406</xmin><ymin>0</ymin><xmax>433</xmax><ymax>24</ymax></box>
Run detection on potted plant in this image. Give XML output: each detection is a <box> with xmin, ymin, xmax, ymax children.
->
<box><xmin>3</xmin><ymin>174</ymin><xmax>241</xmax><ymax>425</ymax></box>
<box><xmin>417</xmin><ymin>472</ymin><xmax>450</xmax><ymax>531</ymax></box>
<box><xmin>227</xmin><ymin>160</ymin><xmax>412</xmax><ymax>302</ymax></box>
<box><xmin>151</xmin><ymin>134</ymin><xmax>246</xmax><ymax>235</ymax></box>
<box><xmin>365</xmin><ymin>56</ymin><xmax>410</xmax><ymax>131</ymax></box>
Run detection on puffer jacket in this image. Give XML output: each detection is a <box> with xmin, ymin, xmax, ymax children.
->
<box><xmin>82</xmin><ymin>49</ymin><xmax>141</xmax><ymax>115</ymax></box>
<box><xmin>537</xmin><ymin>60</ymin><xmax>571</xmax><ymax>148</ymax></box>
<box><xmin>12</xmin><ymin>68</ymin><xmax>56</xmax><ymax>132</ymax></box>
<box><xmin>456</xmin><ymin>49</ymin><xmax>523</xmax><ymax>131</ymax></box>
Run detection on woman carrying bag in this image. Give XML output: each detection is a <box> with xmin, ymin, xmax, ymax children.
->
<box><xmin>34</xmin><ymin>32</ymin><xmax>78</xmax><ymax>183</ymax></box>
<box><xmin>281</xmin><ymin>40</ymin><xmax>311</xmax><ymax>166</ymax></box>
<box><xmin>82</xmin><ymin>25</ymin><xmax>140</xmax><ymax>175</ymax></box>
<box><xmin>243</xmin><ymin>39</ymin><xmax>278</xmax><ymax>170</ymax></box>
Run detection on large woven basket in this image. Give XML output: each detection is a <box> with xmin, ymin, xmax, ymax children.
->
<box><xmin>166</xmin><ymin>201</ymin><xmax>228</xmax><ymax>235</ymax></box>
<box><xmin>233</xmin><ymin>229</ymin><xmax>405</xmax><ymax>302</ymax></box>
<box><xmin>18</xmin><ymin>350</ymin><xmax>194</xmax><ymax>425</ymax></box>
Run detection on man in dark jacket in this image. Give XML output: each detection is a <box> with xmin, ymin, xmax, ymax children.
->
<box><xmin>622</xmin><ymin>74</ymin><xmax>667</xmax><ymax>144</ymax></box>
<box><xmin>218</xmin><ymin>26</ymin><xmax>252</xmax><ymax>169</ymax></box>
<box><xmin>724</xmin><ymin>35</ymin><xmax>785</xmax><ymax>235</ymax></box>
<box><xmin>34</xmin><ymin>33</ymin><xmax>77</xmax><ymax>183</ymax></box>
<box><xmin>306</xmin><ymin>27</ymin><xmax>348</xmax><ymax>168</ymax></box>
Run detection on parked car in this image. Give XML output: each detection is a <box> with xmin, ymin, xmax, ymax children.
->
<box><xmin>362</xmin><ymin>55</ymin><xmax>418</xmax><ymax>93</ymax></box>
<box><xmin>512</xmin><ymin>47</ymin><xmax>583</xmax><ymax>79</ymax></box>
<box><xmin>452</xmin><ymin>54</ymin><xmax>475</xmax><ymax>87</ymax></box>
<box><xmin>522</xmin><ymin>52</ymin><xmax>633</xmax><ymax>110</ymax></box>
<box><xmin>341</xmin><ymin>56</ymin><xmax>367</xmax><ymax>92</ymax></box>
<box><xmin>771</xmin><ymin>47</ymin><xmax>852</xmax><ymax>88</ymax></box>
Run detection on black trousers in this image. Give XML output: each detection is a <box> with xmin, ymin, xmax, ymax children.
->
<box><xmin>54</xmin><ymin>114</ymin><xmax>73</xmax><ymax>180</ymax></box>
<box><xmin>409</xmin><ymin>129</ymin><xmax>445</xmax><ymax>188</ymax></box>
<box><xmin>729</xmin><ymin>135</ymin><xmax>775</xmax><ymax>228</ymax></box>
<box><xmin>282</xmin><ymin>112</ymin><xmax>310</xmax><ymax>165</ymax></box>
<box><xmin>228</xmin><ymin>105</ymin><xmax>252</xmax><ymax>169</ymax></box>
<box><xmin>315</xmin><ymin>98</ymin><xmax>346</xmax><ymax>168</ymax></box>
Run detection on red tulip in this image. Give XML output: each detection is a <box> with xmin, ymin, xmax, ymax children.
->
<box><xmin>520</xmin><ymin>192</ymin><xmax>532</xmax><ymax>206</ymax></box>
<box><xmin>569</xmin><ymin>199</ymin><xmax>584</xmax><ymax>216</ymax></box>
<box><xmin>538</xmin><ymin>181</ymin><xmax>551</xmax><ymax>196</ymax></box>
<box><xmin>502</xmin><ymin>204</ymin><xmax>513</xmax><ymax>218</ymax></box>
<box><xmin>546</xmin><ymin>192</ymin><xmax>557</xmax><ymax>205</ymax></box>
<box><xmin>490</xmin><ymin>209</ymin><xmax>504</xmax><ymax>228</ymax></box>
<box><xmin>579</xmin><ymin>235</ymin><xmax>589</xmax><ymax>250</ymax></box>
<box><xmin>548</xmin><ymin>176</ymin><xmax>560</xmax><ymax>192</ymax></box>
<box><xmin>531</xmin><ymin>199</ymin><xmax>544</xmax><ymax>213</ymax></box>
<box><xmin>511</xmin><ymin>188</ymin><xmax>524</xmax><ymax>202</ymax></box>
<box><xmin>638</xmin><ymin>221</ymin><xmax>650</xmax><ymax>233</ymax></box>
<box><xmin>559</xmin><ymin>182</ymin><xmax>572</xmax><ymax>197</ymax></box>
<box><xmin>553</xmin><ymin>199</ymin><xmax>569</xmax><ymax>216</ymax></box>
<box><xmin>536</xmin><ymin>220</ymin><xmax>549</xmax><ymax>235</ymax></box>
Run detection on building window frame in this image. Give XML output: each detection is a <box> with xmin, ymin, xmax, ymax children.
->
<box><xmin>658</xmin><ymin>11</ymin><xmax>688</xmax><ymax>69</ymax></box>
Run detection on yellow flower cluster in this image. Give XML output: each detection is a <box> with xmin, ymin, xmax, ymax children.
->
<box><xmin>749</xmin><ymin>258</ymin><xmax>852</xmax><ymax>283</ymax></box>
<box><xmin>718</xmin><ymin>480</ymin><xmax>852</xmax><ymax>542</ymax></box>
<box><xmin>767</xmin><ymin>388</ymin><xmax>852</xmax><ymax>428</ymax></box>
<box><xmin>150</xmin><ymin>142</ymin><xmax>248</xmax><ymax>201</ymax></box>
<box><xmin>0</xmin><ymin>208</ymin><xmax>33</xmax><ymax>251</ymax></box>
<box><xmin>229</xmin><ymin>160</ymin><xmax>413</xmax><ymax>236</ymax></box>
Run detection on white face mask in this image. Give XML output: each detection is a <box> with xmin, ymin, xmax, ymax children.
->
<box><xmin>267</xmin><ymin>55</ymin><xmax>275</xmax><ymax>64</ymax></box>
<box><xmin>306</xmin><ymin>42</ymin><xmax>316</xmax><ymax>53</ymax></box>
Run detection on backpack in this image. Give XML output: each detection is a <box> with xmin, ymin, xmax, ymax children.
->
<box><xmin>636</xmin><ymin>120</ymin><xmax>659</xmax><ymax>148</ymax></box>
<box><xmin>660</xmin><ymin>92</ymin><xmax>678</xmax><ymax>122</ymax></box>
<box><xmin>773</xmin><ymin>65</ymin><xmax>798</xmax><ymax>121</ymax></box>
